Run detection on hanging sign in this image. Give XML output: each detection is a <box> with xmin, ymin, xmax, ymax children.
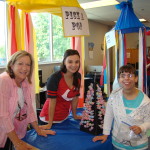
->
<box><xmin>105</xmin><ymin>30</ymin><xmax>116</xmax><ymax>49</ymax></box>
<box><xmin>61</xmin><ymin>7</ymin><xmax>90</xmax><ymax>37</ymax></box>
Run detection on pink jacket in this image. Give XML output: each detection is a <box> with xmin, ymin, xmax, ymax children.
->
<box><xmin>0</xmin><ymin>72</ymin><xmax>37</xmax><ymax>147</ymax></box>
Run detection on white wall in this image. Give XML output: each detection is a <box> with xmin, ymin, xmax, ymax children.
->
<box><xmin>147</xmin><ymin>36</ymin><xmax>150</xmax><ymax>47</ymax></box>
<box><xmin>126</xmin><ymin>33</ymin><xmax>150</xmax><ymax>48</ymax></box>
<box><xmin>0</xmin><ymin>68</ymin><xmax>5</xmax><ymax>74</ymax></box>
<box><xmin>39</xmin><ymin>63</ymin><xmax>61</xmax><ymax>83</ymax></box>
<box><xmin>84</xmin><ymin>20</ymin><xmax>111</xmax><ymax>73</ymax></box>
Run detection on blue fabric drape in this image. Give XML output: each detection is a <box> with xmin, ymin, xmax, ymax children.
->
<box><xmin>115</xmin><ymin>0</ymin><xmax>150</xmax><ymax>33</ymax></box>
<box><xmin>23</xmin><ymin>109</ymin><xmax>113</xmax><ymax>150</ymax></box>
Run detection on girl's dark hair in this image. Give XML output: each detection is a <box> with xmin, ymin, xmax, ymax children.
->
<box><xmin>118</xmin><ymin>64</ymin><xmax>137</xmax><ymax>77</ymax></box>
<box><xmin>60</xmin><ymin>49</ymin><xmax>80</xmax><ymax>89</ymax></box>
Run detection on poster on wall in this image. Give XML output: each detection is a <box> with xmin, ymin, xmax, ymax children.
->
<box><xmin>61</xmin><ymin>7</ymin><xmax>90</xmax><ymax>37</ymax></box>
<box><xmin>105</xmin><ymin>29</ymin><xmax>116</xmax><ymax>49</ymax></box>
<box><xmin>88</xmin><ymin>42</ymin><xmax>94</xmax><ymax>59</ymax></box>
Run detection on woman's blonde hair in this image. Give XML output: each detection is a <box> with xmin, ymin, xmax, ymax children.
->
<box><xmin>6</xmin><ymin>50</ymin><xmax>34</xmax><ymax>84</ymax></box>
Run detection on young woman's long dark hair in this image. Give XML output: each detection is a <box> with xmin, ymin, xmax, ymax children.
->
<box><xmin>60</xmin><ymin>49</ymin><xmax>81</xmax><ymax>90</ymax></box>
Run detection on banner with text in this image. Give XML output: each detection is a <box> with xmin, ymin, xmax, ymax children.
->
<box><xmin>62</xmin><ymin>7</ymin><xmax>90</xmax><ymax>37</ymax></box>
<box><xmin>105</xmin><ymin>30</ymin><xmax>116</xmax><ymax>49</ymax></box>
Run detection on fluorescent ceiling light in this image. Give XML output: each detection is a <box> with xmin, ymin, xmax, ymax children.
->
<box><xmin>80</xmin><ymin>0</ymin><xmax>119</xmax><ymax>9</ymax></box>
<box><xmin>114</xmin><ymin>18</ymin><xmax>146</xmax><ymax>22</ymax></box>
<box><xmin>139</xmin><ymin>18</ymin><xmax>146</xmax><ymax>22</ymax></box>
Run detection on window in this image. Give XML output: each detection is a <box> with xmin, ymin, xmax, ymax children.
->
<box><xmin>0</xmin><ymin>6</ymin><xmax>71</xmax><ymax>66</ymax></box>
<box><xmin>52</xmin><ymin>15</ymin><xmax>71</xmax><ymax>61</ymax></box>
<box><xmin>0</xmin><ymin>1</ymin><xmax>7</xmax><ymax>67</ymax></box>
<box><xmin>31</xmin><ymin>13</ymin><xmax>71</xmax><ymax>64</ymax></box>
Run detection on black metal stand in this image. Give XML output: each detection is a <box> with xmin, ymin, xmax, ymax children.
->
<box><xmin>80</xmin><ymin>72</ymin><xmax>105</xmax><ymax>135</ymax></box>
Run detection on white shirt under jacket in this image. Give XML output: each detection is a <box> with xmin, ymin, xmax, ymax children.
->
<box><xmin>103</xmin><ymin>88</ymin><xmax>150</xmax><ymax>146</ymax></box>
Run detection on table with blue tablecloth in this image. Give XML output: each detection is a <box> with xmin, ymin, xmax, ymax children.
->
<box><xmin>23</xmin><ymin>108</ymin><xmax>113</xmax><ymax>150</ymax></box>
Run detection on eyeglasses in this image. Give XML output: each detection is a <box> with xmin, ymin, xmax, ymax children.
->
<box><xmin>119</xmin><ymin>73</ymin><xmax>134</xmax><ymax>79</ymax></box>
<box><xmin>15</xmin><ymin>102</ymin><xmax>27</xmax><ymax>121</ymax></box>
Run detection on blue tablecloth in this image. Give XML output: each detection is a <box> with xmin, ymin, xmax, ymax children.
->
<box><xmin>23</xmin><ymin>108</ymin><xmax>113</xmax><ymax>150</ymax></box>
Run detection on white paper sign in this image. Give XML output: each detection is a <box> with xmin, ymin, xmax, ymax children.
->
<box><xmin>89</xmin><ymin>51</ymin><xmax>93</xmax><ymax>59</ymax></box>
<box><xmin>61</xmin><ymin>7</ymin><xmax>90</xmax><ymax>37</ymax></box>
<box><xmin>127</xmin><ymin>52</ymin><xmax>130</xmax><ymax>58</ymax></box>
<box><xmin>105</xmin><ymin>30</ymin><xmax>116</xmax><ymax>49</ymax></box>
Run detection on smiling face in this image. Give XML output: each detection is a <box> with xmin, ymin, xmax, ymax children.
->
<box><xmin>118</xmin><ymin>72</ymin><xmax>138</xmax><ymax>91</ymax></box>
<box><xmin>64</xmin><ymin>54</ymin><xmax>80</xmax><ymax>74</ymax></box>
<box><xmin>11</xmin><ymin>56</ymin><xmax>31</xmax><ymax>85</ymax></box>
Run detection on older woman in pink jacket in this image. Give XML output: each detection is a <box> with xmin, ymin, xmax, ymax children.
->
<box><xmin>0</xmin><ymin>51</ymin><xmax>55</xmax><ymax>150</ymax></box>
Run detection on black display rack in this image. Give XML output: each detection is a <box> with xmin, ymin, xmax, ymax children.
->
<box><xmin>80</xmin><ymin>73</ymin><xmax>106</xmax><ymax>135</ymax></box>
